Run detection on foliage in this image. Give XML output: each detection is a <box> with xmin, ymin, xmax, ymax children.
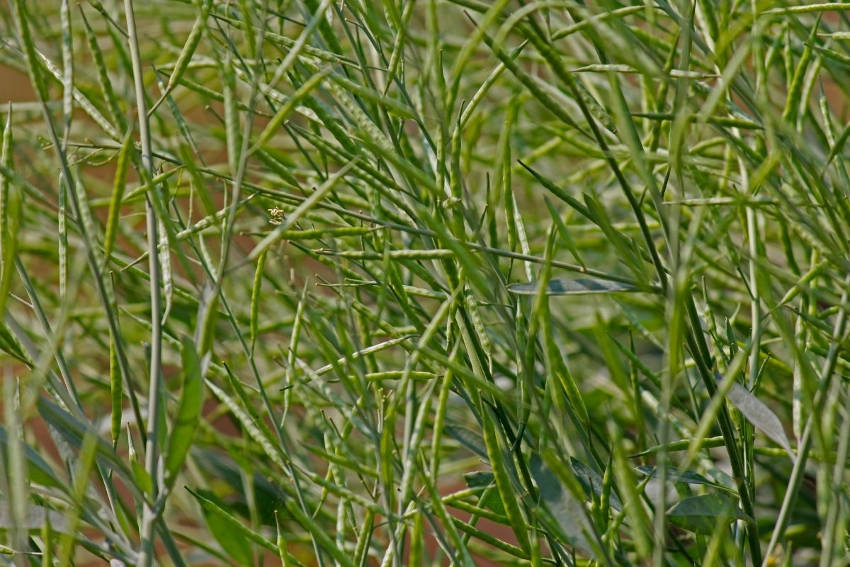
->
<box><xmin>1</xmin><ymin>1</ymin><xmax>850</xmax><ymax>565</ymax></box>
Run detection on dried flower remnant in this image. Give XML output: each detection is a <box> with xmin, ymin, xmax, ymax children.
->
<box><xmin>268</xmin><ymin>207</ymin><xmax>284</xmax><ymax>225</ymax></box>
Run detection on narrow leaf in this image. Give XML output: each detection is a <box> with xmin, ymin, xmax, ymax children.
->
<box><xmin>508</xmin><ymin>278</ymin><xmax>637</xmax><ymax>295</ymax></box>
<box><xmin>636</xmin><ymin>465</ymin><xmax>734</xmax><ymax>494</ymax></box>
<box><xmin>164</xmin><ymin>336</ymin><xmax>204</xmax><ymax>486</ymax></box>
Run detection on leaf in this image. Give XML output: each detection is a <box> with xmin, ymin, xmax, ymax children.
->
<box><xmin>445</xmin><ymin>425</ymin><xmax>489</xmax><ymax>460</ymax></box>
<box><xmin>280</xmin><ymin>494</ymin><xmax>357</xmax><ymax>567</ymax></box>
<box><xmin>0</xmin><ymin>323</ymin><xmax>29</xmax><ymax>363</ymax></box>
<box><xmin>508</xmin><ymin>278</ymin><xmax>637</xmax><ymax>296</ymax></box>
<box><xmin>193</xmin><ymin>451</ymin><xmax>286</xmax><ymax>526</ymax></box>
<box><xmin>0</xmin><ymin>505</ymin><xmax>66</xmax><ymax>531</ymax></box>
<box><xmin>479</xmin><ymin>409</ymin><xmax>531</xmax><ymax>553</ymax></box>
<box><xmin>0</xmin><ymin>426</ymin><xmax>61</xmax><ymax>489</ymax></box>
<box><xmin>0</xmin><ymin>109</ymin><xmax>21</xmax><ymax>324</ymax></box>
<box><xmin>727</xmin><ymin>383</ymin><xmax>793</xmax><ymax>456</ymax></box>
<box><xmin>667</xmin><ymin>493</ymin><xmax>750</xmax><ymax>534</ymax></box>
<box><xmin>636</xmin><ymin>465</ymin><xmax>735</xmax><ymax>494</ymax></box>
<box><xmin>164</xmin><ymin>336</ymin><xmax>204</xmax><ymax>486</ymax></box>
<box><xmin>518</xmin><ymin>161</ymin><xmax>593</xmax><ymax>222</ymax></box>
<box><xmin>530</xmin><ymin>456</ymin><xmax>594</xmax><ymax>555</ymax></box>
<box><xmin>463</xmin><ymin>471</ymin><xmax>505</xmax><ymax>515</ymax></box>
<box><xmin>35</xmin><ymin>397</ymin><xmax>128</xmax><ymax>475</ymax></box>
<box><xmin>188</xmin><ymin>487</ymin><xmax>275</xmax><ymax>566</ymax></box>
<box><xmin>463</xmin><ymin>470</ymin><xmax>494</xmax><ymax>489</ymax></box>
<box><xmin>571</xmin><ymin>458</ymin><xmax>622</xmax><ymax>511</ymax></box>
<box><xmin>131</xmin><ymin>458</ymin><xmax>153</xmax><ymax>498</ymax></box>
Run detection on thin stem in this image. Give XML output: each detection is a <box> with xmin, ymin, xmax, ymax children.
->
<box><xmin>762</xmin><ymin>276</ymin><xmax>850</xmax><ymax>566</ymax></box>
<box><xmin>123</xmin><ymin>1</ymin><xmax>164</xmax><ymax>565</ymax></box>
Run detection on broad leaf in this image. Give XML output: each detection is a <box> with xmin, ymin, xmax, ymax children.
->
<box><xmin>188</xmin><ymin>487</ymin><xmax>275</xmax><ymax>566</ymax></box>
<box><xmin>530</xmin><ymin>456</ymin><xmax>595</xmax><ymax>555</ymax></box>
<box><xmin>667</xmin><ymin>493</ymin><xmax>750</xmax><ymax>534</ymax></box>
<box><xmin>727</xmin><ymin>383</ymin><xmax>793</xmax><ymax>456</ymax></box>
<box><xmin>463</xmin><ymin>471</ymin><xmax>506</xmax><ymax>515</ymax></box>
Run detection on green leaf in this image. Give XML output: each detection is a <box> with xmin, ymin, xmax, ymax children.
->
<box><xmin>445</xmin><ymin>425</ymin><xmax>488</xmax><ymax>460</ymax></box>
<box><xmin>571</xmin><ymin>458</ymin><xmax>621</xmax><ymax>511</ymax></box>
<box><xmin>0</xmin><ymin>110</ymin><xmax>20</xmax><ymax>323</ymax></box>
<box><xmin>636</xmin><ymin>465</ymin><xmax>735</xmax><ymax>494</ymax></box>
<box><xmin>463</xmin><ymin>471</ymin><xmax>505</xmax><ymax>515</ymax></box>
<box><xmin>667</xmin><ymin>494</ymin><xmax>750</xmax><ymax>534</ymax></box>
<box><xmin>188</xmin><ymin>487</ymin><xmax>274</xmax><ymax>566</ymax></box>
<box><xmin>530</xmin><ymin>455</ymin><xmax>595</xmax><ymax>556</ymax></box>
<box><xmin>164</xmin><ymin>336</ymin><xmax>205</xmax><ymax>486</ymax></box>
<box><xmin>0</xmin><ymin>426</ymin><xmax>61</xmax><ymax>489</ymax></box>
<box><xmin>463</xmin><ymin>470</ymin><xmax>494</xmax><ymax>488</ymax></box>
<box><xmin>726</xmin><ymin>383</ymin><xmax>793</xmax><ymax>456</ymax></box>
<box><xmin>480</xmin><ymin>410</ymin><xmax>530</xmax><ymax>553</ymax></box>
<box><xmin>508</xmin><ymin>278</ymin><xmax>637</xmax><ymax>295</ymax></box>
<box><xmin>35</xmin><ymin>397</ymin><xmax>127</xmax><ymax>476</ymax></box>
<box><xmin>280</xmin><ymin>495</ymin><xmax>357</xmax><ymax>567</ymax></box>
<box><xmin>131</xmin><ymin>458</ymin><xmax>153</xmax><ymax>499</ymax></box>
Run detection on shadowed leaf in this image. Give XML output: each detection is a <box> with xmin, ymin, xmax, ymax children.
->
<box><xmin>188</xmin><ymin>487</ymin><xmax>275</xmax><ymax>565</ymax></box>
<box><xmin>530</xmin><ymin>456</ymin><xmax>595</xmax><ymax>556</ymax></box>
<box><xmin>636</xmin><ymin>465</ymin><xmax>735</xmax><ymax>494</ymax></box>
<box><xmin>667</xmin><ymin>493</ymin><xmax>750</xmax><ymax>534</ymax></box>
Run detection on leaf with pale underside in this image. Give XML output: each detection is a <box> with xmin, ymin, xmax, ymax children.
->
<box><xmin>508</xmin><ymin>277</ymin><xmax>637</xmax><ymax>295</ymax></box>
<box><xmin>727</xmin><ymin>382</ymin><xmax>793</xmax><ymax>456</ymax></box>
